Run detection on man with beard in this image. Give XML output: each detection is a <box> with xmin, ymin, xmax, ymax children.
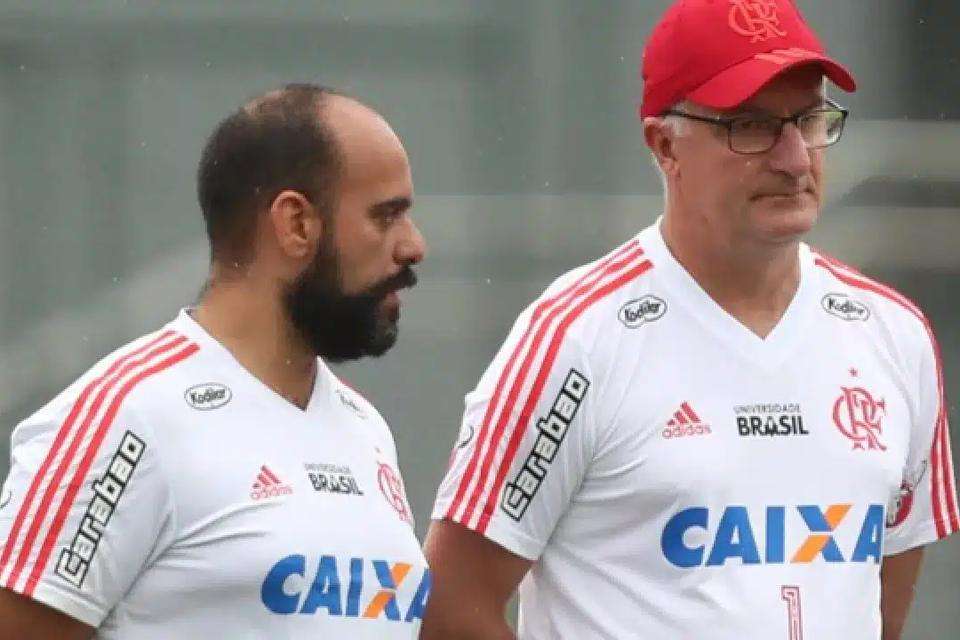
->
<box><xmin>0</xmin><ymin>84</ymin><xmax>429</xmax><ymax>639</ymax></box>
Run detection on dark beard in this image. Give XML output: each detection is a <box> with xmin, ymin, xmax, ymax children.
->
<box><xmin>283</xmin><ymin>241</ymin><xmax>417</xmax><ymax>363</ymax></box>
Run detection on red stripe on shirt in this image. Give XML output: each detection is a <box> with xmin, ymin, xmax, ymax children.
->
<box><xmin>0</xmin><ymin>330</ymin><xmax>176</xmax><ymax>582</ymax></box>
<box><xmin>929</xmin><ymin>333</ymin><xmax>959</xmax><ymax>536</ymax></box>
<box><xmin>932</xmin><ymin>417</ymin><xmax>949</xmax><ymax>537</ymax></box>
<box><xmin>445</xmin><ymin>241</ymin><xmax>641</xmax><ymax>522</ymax></box>
<box><xmin>476</xmin><ymin>259</ymin><xmax>654</xmax><ymax>533</ymax></box>
<box><xmin>813</xmin><ymin>254</ymin><xmax>922</xmax><ymax>318</ymax></box>
<box><xmin>24</xmin><ymin>341</ymin><xmax>200</xmax><ymax>594</ymax></box>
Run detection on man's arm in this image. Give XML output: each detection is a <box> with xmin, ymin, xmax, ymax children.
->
<box><xmin>0</xmin><ymin>588</ymin><xmax>94</xmax><ymax>640</ymax></box>
<box><xmin>421</xmin><ymin>520</ymin><xmax>533</xmax><ymax>640</ymax></box>
<box><xmin>880</xmin><ymin>546</ymin><xmax>925</xmax><ymax>640</ymax></box>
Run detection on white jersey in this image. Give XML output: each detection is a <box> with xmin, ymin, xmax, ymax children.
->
<box><xmin>433</xmin><ymin>221</ymin><xmax>958</xmax><ymax>639</ymax></box>
<box><xmin>0</xmin><ymin>310</ymin><xmax>429</xmax><ymax>639</ymax></box>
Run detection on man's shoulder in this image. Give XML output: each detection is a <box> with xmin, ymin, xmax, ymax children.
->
<box><xmin>807</xmin><ymin>247</ymin><xmax>934</xmax><ymax>350</ymax></box>
<box><xmin>531</xmin><ymin>236</ymin><xmax>653</xmax><ymax>310</ymax></box>
<box><xmin>14</xmin><ymin>323</ymin><xmax>203</xmax><ymax>443</ymax></box>
<box><xmin>493</xmin><ymin>234</ymin><xmax>661</xmax><ymax>382</ymax></box>
<box><xmin>534</xmin><ymin>235</ymin><xmax>658</xmax><ymax>329</ymax></box>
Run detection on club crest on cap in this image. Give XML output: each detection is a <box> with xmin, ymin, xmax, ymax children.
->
<box><xmin>728</xmin><ymin>0</ymin><xmax>787</xmax><ymax>43</ymax></box>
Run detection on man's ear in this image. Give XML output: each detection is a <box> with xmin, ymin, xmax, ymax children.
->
<box><xmin>643</xmin><ymin>116</ymin><xmax>680</xmax><ymax>178</ymax></box>
<box><xmin>268</xmin><ymin>190</ymin><xmax>323</xmax><ymax>261</ymax></box>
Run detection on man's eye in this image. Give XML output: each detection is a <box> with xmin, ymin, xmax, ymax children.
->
<box><xmin>376</xmin><ymin>208</ymin><xmax>402</xmax><ymax>224</ymax></box>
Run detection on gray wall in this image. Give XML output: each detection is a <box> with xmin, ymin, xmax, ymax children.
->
<box><xmin>0</xmin><ymin>1</ymin><xmax>957</xmax><ymax>636</ymax></box>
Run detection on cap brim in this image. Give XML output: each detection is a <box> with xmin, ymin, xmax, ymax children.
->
<box><xmin>687</xmin><ymin>53</ymin><xmax>856</xmax><ymax>111</ymax></box>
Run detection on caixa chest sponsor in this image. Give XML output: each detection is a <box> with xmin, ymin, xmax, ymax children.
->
<box><xmin>261</xmin><ymin>554</ymin><xmax>431</xmax><ymax>623</ymax></box>
<box><xmin>56</xmin><ymin>431</ymin><xmax>145</xmax><ymax>587</ymax></box>
<box><xmin>661</xmin><ymin>503</ymin><xmax>884</xmax><ymax>568</ymax></box>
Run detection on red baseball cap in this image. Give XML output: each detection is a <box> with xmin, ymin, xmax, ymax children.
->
<box><xmin>640</xmin><ymin>0</ymin><xmax>856</xmax><ymax>118</ymax></box>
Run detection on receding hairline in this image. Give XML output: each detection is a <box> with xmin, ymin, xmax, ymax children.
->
<box><xmin>248</xmin><ymin>85</ymin><xmax>386</xmax><ymax>120</ymax></box>
<box><xmin>197</xmin><ymin>84</ymin><xmax>358</xmax><ymax>269</ymax></box>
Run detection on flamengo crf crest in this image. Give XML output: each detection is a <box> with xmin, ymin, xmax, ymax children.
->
<box><xmin>378</xmin><ymin>460</ymin><xmax>412</xmax><ymax>524</ymax></box>
<box><xmin>728</xmin><ymin>0</ymin><xmax>787</xmax><ymax>43</ymax></box>
<box><xmin>833</xmin><ymin>386</ymin><xmax>887</xmax><ymax>451</ymax></box>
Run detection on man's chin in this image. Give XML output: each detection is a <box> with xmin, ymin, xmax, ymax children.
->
<box><xmin>362</xmin><ymin>328</ymin><xmax>398</xmax><ymax>359</ymax></box>
<box><xmin>750</xmin><ymin>201</ymin><xmax>819</xmax><ymax>240</ymax></box>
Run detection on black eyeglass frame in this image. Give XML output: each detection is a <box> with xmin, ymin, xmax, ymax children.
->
<box><xmin>662</xmin><ymin>99</ymin><xmax>850</xmax><ymax>155</ymax></box>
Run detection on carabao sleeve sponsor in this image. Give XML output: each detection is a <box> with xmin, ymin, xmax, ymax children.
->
<box><xmin>0</xmin><ymin>405</ymin><xmax>175</xmax><ymax>627</ymax></box>
<box><xmin>433</xmin><ymin>242</ymin><xmax>650</xmax><ymax>559</ymax></box>
<box><xmin>884</xmin><ymin>322</ymin><xmax>959</xmax><ymax>554</ymax></box>
<box><xmin>433</xmin><ymin>320</ymin><xmax>597</xmax><ymax>561</ymax></box>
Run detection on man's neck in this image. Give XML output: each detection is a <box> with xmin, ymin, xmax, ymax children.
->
<box><xmin>193</xmin><ymin>276</ymin><xmax>317</xmax><ymax>410</ymax></box>
<box><xmin>661</xmin><ymin>212</ymin><xmax>802</xmax><ymax>339</ymax></box>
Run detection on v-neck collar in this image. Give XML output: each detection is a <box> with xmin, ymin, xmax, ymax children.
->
<box><xmin>640</xmin><ymin>220</ymin><xmax>816</xmax><ymax>370</ymax></box>
<box><xmin>172</xmin><ymin>308</ymin><xmax>327</xmax><ymax>418</ymax></box>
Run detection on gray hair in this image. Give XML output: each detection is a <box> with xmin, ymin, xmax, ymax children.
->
<box><xmin>660</xmin><ymin>100</ymin><xmax>694</xmax><ymax>137</ymax></box>
<box><xmin>650</xmin><ymin>100</ymin><xmax>692</xmax><ymax>190</ymax></box>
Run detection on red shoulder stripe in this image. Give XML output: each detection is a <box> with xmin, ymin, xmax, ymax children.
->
<box><xmin>0</xmin><ymin>330</ymin><xmax>177</xmax><ymax>582</ymax></box>
<box><xmin>476</xmin><ymin>259</ymin><xmax>654</xmax><ymax>533</ymax></box>
<box><xmin>445</xmin><ymin>240</ymin><xmax>641</xmax><ymax>523</ymax></box>
<box><xmin>3</xmin><ymin>333</ymin><xmax>197</xmax><ymax>592</ymax></box>
<box><xmin>23</xmin><ymin>341</ymin><xmax>199</xmax><ymax>594</ymax></box>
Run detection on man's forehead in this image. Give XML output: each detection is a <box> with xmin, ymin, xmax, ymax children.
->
<box><xmin>327</xmin><ymin>98</ymin><xmax>403</xmax><ymax>157</ymax></box>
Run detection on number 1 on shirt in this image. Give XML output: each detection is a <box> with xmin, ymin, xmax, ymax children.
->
<box><xmin>781</xmin><ymin>585</ymin><xmax>803</xmax><ymax>640</ymax></box>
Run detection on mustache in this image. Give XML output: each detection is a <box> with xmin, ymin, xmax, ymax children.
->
<box><xmin>367</xmin><ymin>266</ymin><xmax>418</xmax><ymax>299</ymax></box>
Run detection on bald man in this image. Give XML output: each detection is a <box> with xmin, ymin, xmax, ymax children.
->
<box><xmin>0</xmin><ymin>84</ymin><xmax>429</xmax><ymax>639</ymax></box>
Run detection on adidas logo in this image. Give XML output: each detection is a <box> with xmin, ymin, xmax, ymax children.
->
<box><xmin>661</xmin><ymin>402</ymin><xmax>711</xmax><ymax>439</ymax></box>
<box><xmin>250</xmin><ymin>465</ymin><xmax>293</xmax><ymax>500</ymax></box>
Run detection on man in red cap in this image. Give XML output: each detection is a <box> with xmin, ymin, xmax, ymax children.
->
<box><xmin>422</xmin><ymin>1</ymin><xmax>957</xmax><ymax>638</ymax></box>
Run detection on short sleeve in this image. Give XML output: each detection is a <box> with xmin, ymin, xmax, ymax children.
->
<box><xmin>884</xmin><ymin>321</ymin><xmax>959</xmax><ymax>555</ymax></box>
<box><xmin>0</xmin><ymin>401</ymin><xmax>174</xmax><ymax>626</ymax></box>
<box><xmin>432</xmin><ymin>306</ymin><xmax>598</xmax><ymax>561</ymax></box>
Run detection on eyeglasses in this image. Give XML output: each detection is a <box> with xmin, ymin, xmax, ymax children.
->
<box><xmin>662</xmin><ymin>100</ymin><xmax>849</xmax><ymax>155</ymax></box>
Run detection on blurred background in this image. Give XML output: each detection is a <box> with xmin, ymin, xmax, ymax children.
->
<box><xmin>0</xmin><ymin>0</ymin><xmax>957</xmax><ymax>635</ymax></box>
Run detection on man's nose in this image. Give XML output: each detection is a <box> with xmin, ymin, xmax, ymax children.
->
<box><xmin>767</xmin><ymin>122</ymin><xmax>812</xmax><ymax>179</ymax></box>
<box><xmin>396</xmin><ymin>216</ymin><xmax>426</xmax><ymax>266</ymax></box>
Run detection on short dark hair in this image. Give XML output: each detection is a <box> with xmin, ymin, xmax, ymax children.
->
<box><xmin>197</xmin><ymin>83</ymin><xmax>343</xmax><ymax>266</ymax></box>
